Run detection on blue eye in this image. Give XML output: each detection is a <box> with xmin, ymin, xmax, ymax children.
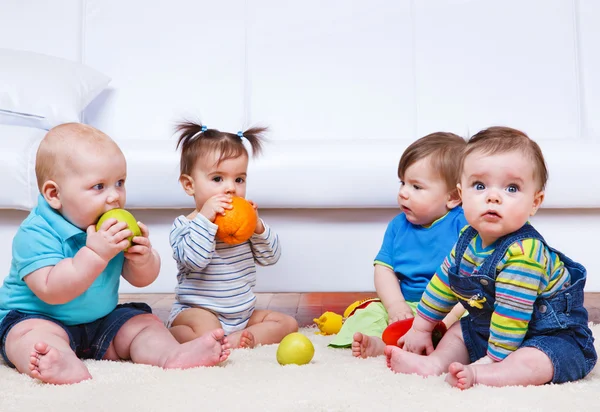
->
<box><xmin>93</xmin><ymin>183</ymin><xmax>104</xmax><ymax>190</ymax></box>
<box><xmin>116</xmin><ymin>180</ymin><xmax>125</xmax><ymax>188</ymax></box>
<box><xmin>474</xmin><ymin>182</ymin><xmax>485</xmax><ymax>190</ymax></box>
<box><xmin>506</xmin><ymin>184</ymin><xmax>519</xmax><ymax>193</ymax></box>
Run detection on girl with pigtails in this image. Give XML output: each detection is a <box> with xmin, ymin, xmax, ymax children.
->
<box><xmin>167</xmin><ymin>121</ymin><xmax>298</xmax><ymax>349</ymax></box>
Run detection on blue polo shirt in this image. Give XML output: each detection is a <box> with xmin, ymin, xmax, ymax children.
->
<box><xmin>374</xmin><ymin>206</ymin><xmax>467</xmax><ymax>302</ymax></box>
<box><xmin>0</xmin><ymin>195</ymin><xmax>123</xmax><ymax>325</ymax></box>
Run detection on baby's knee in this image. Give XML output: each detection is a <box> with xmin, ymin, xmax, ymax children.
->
<box><xmin>282</xmin><ymin>314</ymin><xmax>299</xmax><ymax>333</ymax></box>
<box><xmin>102</xmin><ymin>343</ymin><xmax>120</xmax><ymax>361</ymax></box>
<box><xmin>126</xmin><ymin>313</ymin><xmax>164</xmax><ymax>330</ymax></box>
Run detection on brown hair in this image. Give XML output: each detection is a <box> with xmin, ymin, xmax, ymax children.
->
<box><xmin>175</xmin><ymin>121</ymin><xmax>266</xmax><ymax>176</ymax></box>
<box><xmin>462</xmin><ymin>126</ymin><xmax>548</xmax><ymax>190</ymax></box>
<box><xmin>398</xmin><ymin>132</ymin><xmax>466</xmax><ymax>193</ymax></box>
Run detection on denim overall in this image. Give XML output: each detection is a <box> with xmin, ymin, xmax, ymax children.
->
<box><xmin>450</xmin><ymin>224</ymin><xmax>597</xmax><ymax>383</ymax></box>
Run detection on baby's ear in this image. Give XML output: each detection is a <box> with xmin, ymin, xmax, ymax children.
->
<box><xmin>179</xmin><ymin>174</ymin><xmax>195</xmax><ymax>196</ymax></box>
<box><xmin>41</xmin><ymin>180</ymin><xmax>61</xmax><ymax>210</ymax></box>
<box><xmin>446</xmin><ymin>187</ymin><xmax>462</xmax><ymax>210</ymax></box>
<box><xmin>530</xmin><ymin>190</ymin><xmax>545</xmax><ymax>216</ymax></box>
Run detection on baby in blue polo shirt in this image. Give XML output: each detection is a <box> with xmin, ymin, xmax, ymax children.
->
<box><xmin>347</xmin><ymin>132</ymin><xmax>469</xmax><ymax>357</ymax></box>
<box><xmin>0</xmin><ymin>123</ymin><xmax>231</xmax><ymax>384</ymax></box>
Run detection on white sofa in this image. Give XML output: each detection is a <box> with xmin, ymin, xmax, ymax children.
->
<box><xmin>1</xmin><ymin>0</ymin><xmax>600</xmax><ymax>293</ymax></box>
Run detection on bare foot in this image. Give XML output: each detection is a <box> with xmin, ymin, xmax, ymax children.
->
<box><xmin>446</xmin><ymin>362</ymin><xmax>476</xmax><ymax>390</ymax></box>
<box><xmin>351</xmin><ymin>333</ymin><xmax>386</xmax><ymax>358</ymax></box>
<box><xmin>238</xmin><ymin>330</ymin><xmax>255</xmax><ymax>349</ymax></box>
<box><xmin>384</xmin><ymin>345</ymin><xmax>443</xmax><ymax>377</ymax></box>
<box><xmin>163</xmin><ymin>329</ymin><xmax>231</xmax><ymax>369</ymax></box>
<box><xmin>29</xmin><ymin>342</ymin><xmax>92</xmax><ymax>385</ymax></box>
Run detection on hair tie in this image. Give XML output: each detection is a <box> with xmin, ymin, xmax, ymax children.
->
<box><xmin>237</xmin><ymin>131</ymin><xmax>243</xmax><ymax>138</ymax></box>
<box><xmin>190</xmin><ymin>125</ymin><xmax>208</xmax><ymax>141</ymax></box>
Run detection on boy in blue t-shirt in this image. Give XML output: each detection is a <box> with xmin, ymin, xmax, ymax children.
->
<box><xmin>0</xmin><ymin>123</ymin><xmax>230</xmax><ymax>384</ymax></box>
<box><xmin>347</xmin><ymin>132</ymin><xmax>468</xmax><ymax>357</ymax></box>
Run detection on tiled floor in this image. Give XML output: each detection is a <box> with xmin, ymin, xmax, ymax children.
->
<box><xmin>120</xmin><ymin>292</ymin><xmax>600</xmax><ymax>327</ymax></box>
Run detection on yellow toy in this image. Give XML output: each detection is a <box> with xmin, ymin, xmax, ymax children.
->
<box><xmin>313</xmin><ymin>298</ymin><xmax>380</xmax><ymax>335</ymax></box>
<box><xmin>313</xmin><ymin>311</ymin><xmax>343</xmax><ymax>335</ymax></box>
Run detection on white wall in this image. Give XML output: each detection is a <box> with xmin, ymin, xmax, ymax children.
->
<box><xmin>78</xmin><ymin>0</ymin><xmax>600</xmax><ymax>144</ymax></box>
<box><xmin>1</xmin><ymin>0</ymin><xmax>600</xmax><ymax>293</ymax></box>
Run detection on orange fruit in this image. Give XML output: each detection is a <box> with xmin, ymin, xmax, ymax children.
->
<box><xmin>214</xmin><ymin>197</ymin><xmax>257</xmax><ymax>245</ymax></box>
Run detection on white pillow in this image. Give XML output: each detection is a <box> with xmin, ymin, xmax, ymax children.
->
<box><xmin>0</xmin><ymin>48</ymin><xmax>111</xmax><ymax>130</ymax></box>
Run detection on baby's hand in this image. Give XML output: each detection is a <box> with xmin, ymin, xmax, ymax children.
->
<box><xmin>87</xmin><ymin>219</ymin><xmax>131</xmax><ymax>262</ymax></box>
<box><xmin>387</xmin><ymin>301</ymin><xmax>414</xmax><ymax>324</ymax></box>
<box><xmin>124</xmin><ymin>221</ymin><xmax>153</xmax><ymax>265</ymax></box>
<box><xmin>200</xmin><ymin>194</ymin><xmax>233</xmax><ymax>222</ymax></box>
<box><xmin>398</xmin><ymin>324</ymin><xmax>434</xmax><ymax>355</ymax></box>
<box><xmin>247</xmin><ymin>199</ymin><xmax>264</xmax><ymax>234</ymax></box>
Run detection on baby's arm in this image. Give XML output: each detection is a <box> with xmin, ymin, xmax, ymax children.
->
<box><xmin>24</xmin><ymin>221</ymin><xmax>130</xmax><ymax>304</ymax></box>
<box><xmin>122</xmin><ymin>221</ymin><xmax>161</xmax><ymax>287</ymax></box>
<box><xmin>398</xmin><ymin>313</ymin><xmax>437</xmax><ymax>354</ymax></box>
<box><xmin>374</xmin><ymin>264</ymin><xmax>414</xmax><ymax>322</ymax></box>
<box><xmin>401</xmin><ymin>253</ymin><xmax>460</xmax><ymax>353</ymax></box>
<box><xmin>486</xmin><ymin>240</ymin><xmax>547</xmax><ymax>361</ymax></box>
<box><xmin>250</xmin><ymin>219</ymin><xmax>281</xmax><ymax>266</ymax></box>
<box><xmin>170</xmin><ymin>215</ymin><xmax>217</xmax><ymax>271</ymax></box>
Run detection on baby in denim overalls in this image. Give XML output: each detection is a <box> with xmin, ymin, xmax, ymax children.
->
<box><xmin>386</xmin><ymin>126</ymin><xmax>597</xmax><ymax>389</ymax></box>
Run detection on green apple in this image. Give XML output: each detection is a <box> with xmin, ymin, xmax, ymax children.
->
<box><xmin>96</xmin><ymin>208</ymin><xmax>142</xmax><ymax>251</ymax></box>
<box><xmin>276</xmin><ymin>332</ymin><xmax>315</xmax><ymax>365</ymax></box>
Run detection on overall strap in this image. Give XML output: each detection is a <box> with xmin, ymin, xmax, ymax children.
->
<box><xmin>478</xmin><ymin>224</ymin><xmax>546</xmax><ymax>277</ymax></box>
<box><xmin>453</xmin><ymin>226</ymin><xmax>479</xmax><ymax>271</ymax></box>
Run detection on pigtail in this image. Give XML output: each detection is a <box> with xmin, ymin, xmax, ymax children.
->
<box><xmin>241</xmin><ymin>126</ymin><xmax>267</xmax><ymax>157</ymax></box>
<box><xmin>175</xmin><ymin>121</ymin><xmax>206</xmax><ymax>151</ymax></box>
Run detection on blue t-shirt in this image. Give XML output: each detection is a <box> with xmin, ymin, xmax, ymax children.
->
<box><xmin>0</xmin><ymin>195</ymin><xmax>123</xmax><ymax>325</ymax></box>
<box><xmin>374</xmin><ymin>207</ymin><xmax>467</xmax><ymax>302</ymax></box>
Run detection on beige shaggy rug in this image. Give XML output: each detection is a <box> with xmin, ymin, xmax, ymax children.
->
<box><xmin>2</xmin><ymin>326</ymin><xmax>600</xmax><ymax>412</ymax></box>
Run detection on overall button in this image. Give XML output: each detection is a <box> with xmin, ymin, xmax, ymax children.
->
<box><xmin>538</xmin><ymin>305</ymin><xmax>547</xmax><ymax>313</ymax></box>
<box><xmin>480</xmin><ymin>279</ymin><xmax>489</xmax><ymax>286</ymax></box>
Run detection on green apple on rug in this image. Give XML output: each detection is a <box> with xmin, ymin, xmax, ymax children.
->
<box><xmin>1</xmin><ymin>325</ymin><xmax>600</xmax><ymax>412</ymax></box>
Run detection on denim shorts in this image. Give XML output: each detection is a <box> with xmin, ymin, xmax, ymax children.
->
<box><xmin>460</xmin><ymin>288</ymin><xmax>597</xmax><ymax>384</ymax></box>
<box><xmin>0</xmin><ymin>302</ymin><xmax>152</xmax><ymax>368</ymax></box>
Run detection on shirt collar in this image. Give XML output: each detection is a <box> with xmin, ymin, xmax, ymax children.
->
<box><xmin>36</xmin><ymin>194</ymin><xmax>84</xmax><ymax>240</ymax></box>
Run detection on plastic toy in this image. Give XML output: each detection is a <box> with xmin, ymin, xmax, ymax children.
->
<box><xmin>313</xmin><ymin>311</ymin><xmax>343</xmax><ymax>335</ymax></box>
<box><xmin>276</xmin><ymin>332</ymin><xmax>315</xmax><ymax>365</ymax></box>
<box><xmin>382</xmin><ymin>318</ymin><xmax>447</xmax><ymax>348</ymax></box>
<box><xmin>314</xmin><ymin>297</ymin><xmax>448</xmax><ymax>348</ymax></box>
<box><xmin>313</xmin><ymin>298</ymin><xmax>381</xmax><ymax>335</ymax></box>
<box><xmin>214</xmin><ymin>196</ymin><xmax>257</xmax><ymax>245</ymax></box>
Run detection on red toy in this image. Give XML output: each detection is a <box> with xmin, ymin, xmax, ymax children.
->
<box><xmin>382</xmin><ymin>318</ymin><xmax>447</xmax><ymax>348</ymax></box>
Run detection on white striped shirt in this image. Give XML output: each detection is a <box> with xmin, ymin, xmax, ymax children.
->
<box><xmin>169</xmin><ymin>214</ymin><xmax>281</xmax><ymax>321</ymax></box>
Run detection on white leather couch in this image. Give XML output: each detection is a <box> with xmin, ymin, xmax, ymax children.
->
<box><xmin>1</xmin><ymin>0</ymin><xmax>600</xmax><ymax>293</ymax></box>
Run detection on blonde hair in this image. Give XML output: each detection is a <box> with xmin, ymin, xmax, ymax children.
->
<box><xmin>398</xmin><ymin>132</ymin><xmax>467</xmax><ymax>193</ymax></box>
<box><xmin>35</xmin><ymin>123</ymin><xmax>121</xmax><ymax>190</ymax></box>
<box><xmin>462</xmin><ymin>126</ymin><xmax>548</xmax><ymax>190</ymax></box>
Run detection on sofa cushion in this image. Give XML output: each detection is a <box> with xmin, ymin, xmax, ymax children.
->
<box><xmin>118</xmin><ymin>138</ymin><xmax>600</xmax><ymax>210</ymax></box>
<box><xmin>0</xmin><ymin>125</ymin><xmax>44</xmax><ymax>210</ymax></box>
<box><xmin>0</xmin><ymin>48</ymin><xmax>111</xmax><ymax>130</ymax></box>
<box><xmin>2</xmin><ymin>134</ymin><xmax>599</xmax><ymax>211</ymax></box>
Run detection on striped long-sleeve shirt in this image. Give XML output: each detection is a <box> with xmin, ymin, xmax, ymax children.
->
<box><xmin>170</xmin><ymin>214</ymin><xmax>281</xmax><ymax>317</ymax></box>
<box><xmin>417</xmin><ymin>234</ymin><xmax>570</xmax><ymax>361</ymax></box>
